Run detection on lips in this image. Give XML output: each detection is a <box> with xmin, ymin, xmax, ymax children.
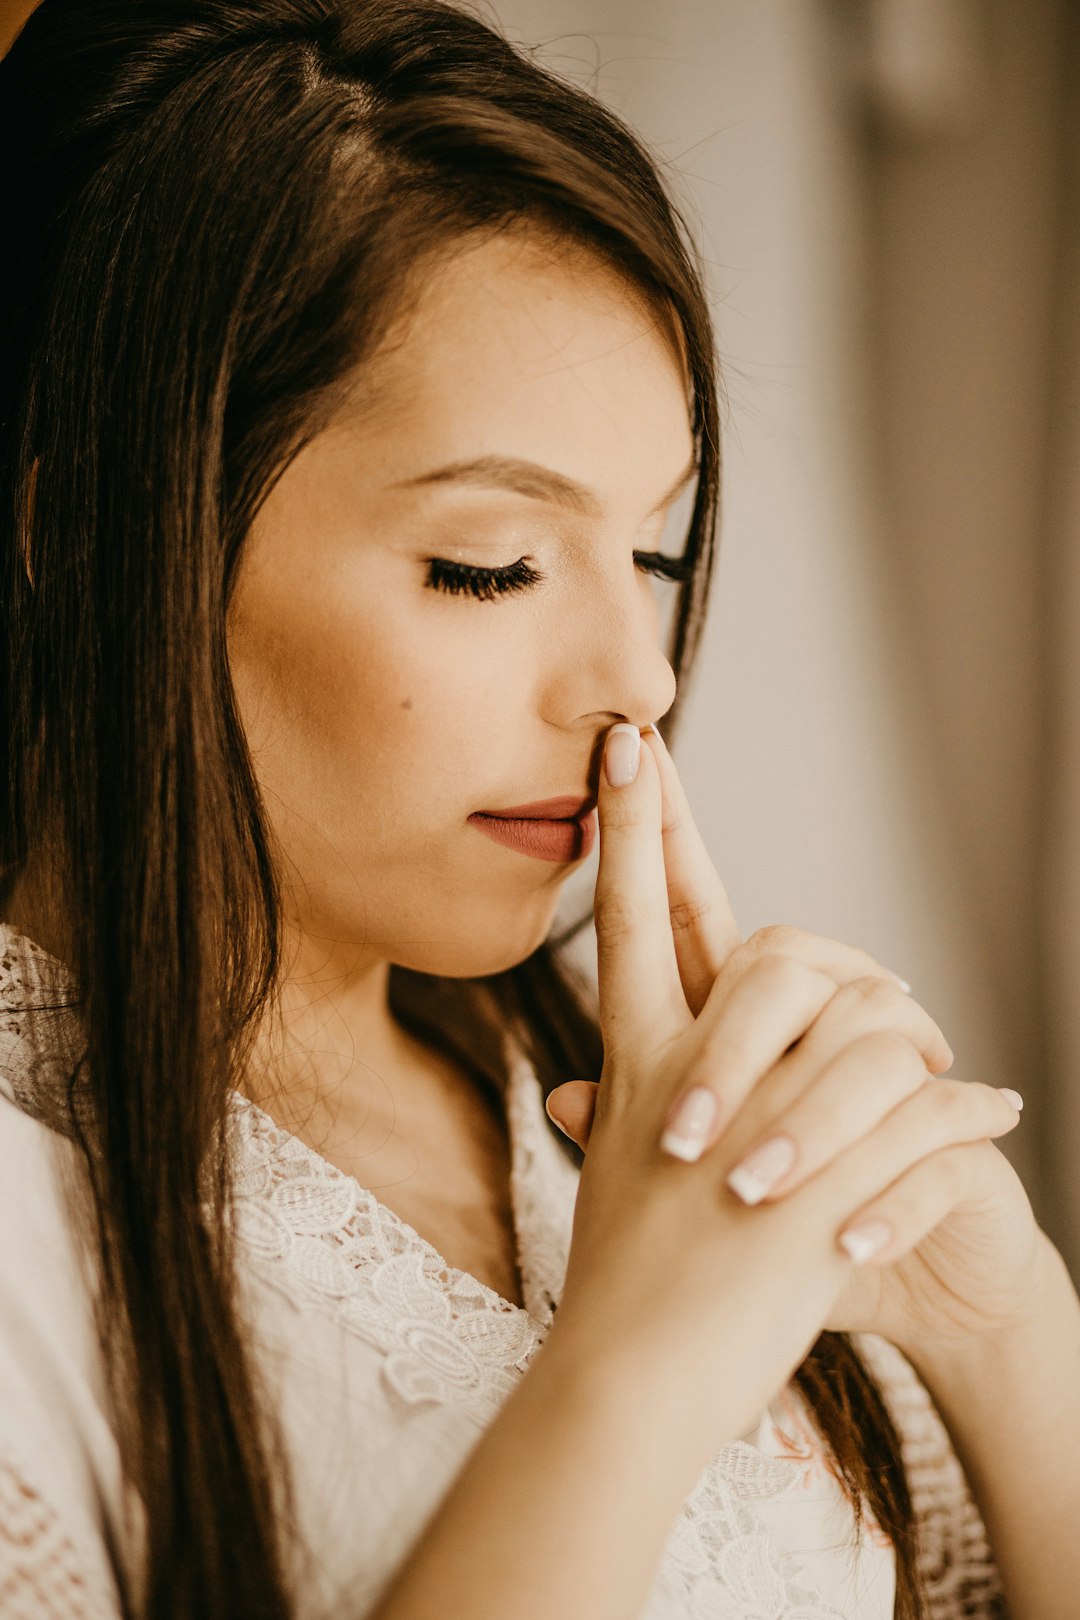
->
<box><xmin>475</xmin><ymin>794</ymin><xmax>596</xmax><ymax>822</ymax></box>
<box><xmin>468</xmin><ymin>805</ymin><xmax>598</xmax><ymax>863</ymax></box>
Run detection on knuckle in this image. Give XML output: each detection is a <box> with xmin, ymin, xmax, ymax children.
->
<box><xmin>594</xmin><ymin>889</ymin><xmax>647</xmax><ymax>949</ymax></box>
<box><xmin>669</xmin><ymin>897</ymin><xmax>713</xmax><ymax>939</ymax></box>
<box><xmin>849</xmin><ymin>1029</ymin><xmax>925</xmax><ymax>1089</ymax></box>
<box><xmin>749</xmin><ymin>923</ymin><xmax>804</xmax><ymax>956</ymax></box>
<box><xmin>923</xmin><ymin>1077</ymin><xmax>970</xmax><ymax>1125</ymax></box>
<box><xmin>840</xmin><ymin>975</ymin><xmax>900</xmax><ymax>1015</ymax></box>
<box><xmin>745</xmin><ymin>949</ymin><xmax>811</xmax><ymax>999</ymax></box>
<box><xmin>597</xmin><ymin>789</ymin><xmax>638</xmax><ymax>833</ymax></box>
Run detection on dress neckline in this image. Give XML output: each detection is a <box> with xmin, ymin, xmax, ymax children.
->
<box><xmin>226</xmin><ymin>1070</ymin><xmax>537</xmax><ymax>1322</ymax></box>
<box><xmin>0</xmin><ymin>917</ymin><xmax>564</xmax><ymax>1324</ymax></box>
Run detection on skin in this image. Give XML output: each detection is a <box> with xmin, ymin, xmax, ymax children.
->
<box><xmin>225</xmin><ymin>226</ymin><xmax>687</xmax><ymax>1205</ymax></box>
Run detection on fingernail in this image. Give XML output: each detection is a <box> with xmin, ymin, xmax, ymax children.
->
<box><xmin>890</xmin><ymin>973</ymin><xmax>912</xmax><ymax>994</ymax></box>
<box><xmin>545</xmin><ymin>1095</ymin><xmax>566</xmax><ymax>1130</ymax></box>
<box><xmin>725</xmin><ymin>1135</ymin><xmax>797</xmax><ymax>1204</ymax></box>
<box><xmin>660</xmin><ymin>1086</ymin><xmax>719</xmax><ymax>1163</ymax></box>
<box><xmin>839</xmin><ymin>1219</ymin><xmax>893</xmax><ymax>1264</ymax></box>
<box><xmin>604</xmin><ymin>724</ymin><xmax>641</xmax><ymax>788</ymax></box>
<box><xmin>998</xmin><ymin>1087</ymin><xmax>1024</xmax><ymax>1111</ymax></box>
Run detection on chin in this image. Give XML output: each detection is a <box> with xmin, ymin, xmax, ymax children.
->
<box><xmin>395</xmin><ymin>904</ymin><xmax>561</xmax><ymax>981</ymax></box>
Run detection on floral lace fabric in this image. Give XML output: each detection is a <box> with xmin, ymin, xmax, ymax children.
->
<box><xmin>225</xmin><ymin>1063</ymin><xmax>884</xmax><ymax>1619</ymax></box>
<box><xmin>0</xmin><ymin>920</ymin><xmax>1006</xmax><ymax>1618</ymax></box>
<box><xmin>0</xmin><ymin>1435</ymin><xmax>120</xmax><ymax>1620</ymax></box>
<box><xmin>225</xmin><ymin>1091</ymin><xmax>544</xmax><ymax>1428</ymax></box>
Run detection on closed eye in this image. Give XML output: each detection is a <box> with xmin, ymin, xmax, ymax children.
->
<box><xmin>632</xmin><ymin>549</ymin><xmax>693</xmax><ymax>583</ymax></box>
<box><xmin>424</xmin><ymin>550</ymin><xmax>691</xmax><ymax>603</ymax></box>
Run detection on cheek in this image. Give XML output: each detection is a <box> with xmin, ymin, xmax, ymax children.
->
<box><xmin>228</xmin><ymin>567</ymin><xmax>516</xmax><ymax>799</ymax></box>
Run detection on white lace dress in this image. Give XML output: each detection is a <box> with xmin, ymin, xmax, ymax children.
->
<box><xmin>0</xmin><ymin>921</ymin><xmax>1006</xmax><ymax>1620</ymax></box>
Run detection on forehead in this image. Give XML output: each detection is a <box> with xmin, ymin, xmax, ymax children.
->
<box><xmin>333</xmin><ymin>227</ymin><xmax>693</xmax><ymax>476</ymax></box>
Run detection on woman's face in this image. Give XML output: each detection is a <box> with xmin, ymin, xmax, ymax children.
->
<box><xmin>227</xmin><ymin>229</ymin><xmax>692</xmax><ymax>983</ymax></box>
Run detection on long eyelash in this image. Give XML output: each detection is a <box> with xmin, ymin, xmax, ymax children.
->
<box><xmin>425</xmin><ymin>550</ymin><xmax>692</xmax><ymax>603</ymax></box>
<box><xmin>632</xmin><ymin>548</ymin><xmax>693</xmax><ymax>583</ymax></box>
<box><xmin>425</xmin><ymin>556</ymin><xmax>543</xmax><ymax>601</ymax></box>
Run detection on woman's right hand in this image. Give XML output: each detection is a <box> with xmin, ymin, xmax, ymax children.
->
<box><xmin>545</xmin><ymin>723</ymin><xmax>1019</xmax><ymax>1459</ymax></box>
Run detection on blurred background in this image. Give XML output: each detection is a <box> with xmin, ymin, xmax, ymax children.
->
<box><xmin>3</xmin><ymin>0</ymin><xmax>1078</xmax><ymax>1282</ymax></box>
<box><xmin>510</xmin><ymin>0</ymin><xmax>1080</xmax><ymax>1285</ymax></box>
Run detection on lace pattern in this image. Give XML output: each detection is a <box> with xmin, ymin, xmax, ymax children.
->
<box><xmin>0</xmin><ymin>931</ymin><xmax>88</xmax><ymax>1140</ymax></box>
<box><xmin>0</xmin><ymin>1440</ymin><xmax>119</xmax><ymax>1620</ymax></box>
<box><xmin>226</xmin><ymin>1068</ymin><xmax>810</xmax><ymax>1482</ymax></box>
<box><xmin>225</xmin><ymin>1069</ymin><xmax>889</xmax><ymax>1619</ymax></box>
<box><xmin>226</xmin><ymin>1090</ymin><xmax>544</xmax><ymax>1428</ymax></box>
<box><xmin>656</xmin><ymin>1467</ymin><xmax>851</xmax><ymax>1619</ymax></box>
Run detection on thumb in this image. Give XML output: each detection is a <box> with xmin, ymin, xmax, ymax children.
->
<box><xmin>545</xmin><ymin>1080</ymin><xmax>599</xmax><ymax>1149</ymax></box>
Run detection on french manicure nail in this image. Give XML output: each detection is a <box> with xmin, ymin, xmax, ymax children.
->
<box><xmin>544</xmin><ymin>1096</ymin><xmax>569</xmax><ymax>1135</ymax></box>
<box><xmin>660</xmin><ymin>1086</ymin><xmax>719</xmax><ymax>1163</ymax></box>
<box><xmin>604</xmin><ymin>724</ymin><xmax>641</xmax><ymax>788</ymax></box>
<box><xmin>725</xmin><ymin>1135</ymin><xmax>797</xmax><ymax>1205</ymax></box>
<box><xmin>998</xmin><ymin>1087</ymin><xmax>1024</xmax><ymax>1111</ymax></box>
<box><xmin>839</xmin><ymin>1219</ymin><xmax>893</xmax><ymax>1264</ymax></box>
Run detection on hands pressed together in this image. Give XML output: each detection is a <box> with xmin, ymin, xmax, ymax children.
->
<box><xmin>545</xmin><ymin>721</ymin><xmax>1053</xmax><ymax>1391</ymax></box>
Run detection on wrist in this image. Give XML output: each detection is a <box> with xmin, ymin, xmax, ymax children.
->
<box><xmin>535</xmin><ymin>1304</ymin><xmax>787</xmax><ymax>1482</ymax></box>
<box><xmin>527</xmin><ymin>1317</ymin><xmax>718</xmax><ymax>1504</ymax></box>
<box><xmin>534</xmin><ymin>1313</ymin><xmax>678</xmax><ymax>1425</ymax></box>
<box><xmin>894</xmin><ymin>1235</ymin><xmax>1079</xmax><ymax>1388</ymax></box>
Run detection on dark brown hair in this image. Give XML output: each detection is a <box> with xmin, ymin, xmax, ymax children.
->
<box><xmin>0</xmin><ymin>3</ymin><xmax>927</xmax><ymax>1615</ymax></box>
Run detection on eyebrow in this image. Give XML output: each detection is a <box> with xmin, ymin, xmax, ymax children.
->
<box><xmin>391</xmin><ymin>451</ymin><xmax>699</xmax><ymax>522</ymax></box>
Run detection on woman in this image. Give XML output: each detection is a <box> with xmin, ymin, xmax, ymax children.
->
<box><xmin>1</xmin><ymin>2</ymin><xmax>1077</xmax><ymax>1617</ymax></box>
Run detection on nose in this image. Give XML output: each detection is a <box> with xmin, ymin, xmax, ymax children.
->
<box><xmin>551</xmin><ymin>558</ymin><xmax>679</xmax><ymax>734</ymax></box>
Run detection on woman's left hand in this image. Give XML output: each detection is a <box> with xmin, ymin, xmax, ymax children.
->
<box><xmin>817</xmin><ymin>1128</ymin><xmax>1049</xmax><ymax>1352</ymax></box>
<box><xmin>546</xmin><ymin>724</ymin><xmax>1052</xmax><ymax>1357</ymax></box>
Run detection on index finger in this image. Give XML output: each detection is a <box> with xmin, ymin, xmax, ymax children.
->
<box><xmin>642</xmin><ymin>723</ymin><xmax>741</xmax><ymax>1016</ymax></box>
<box><xmin>594</xmin><ymin>724</ymin><xmax>692</xmax><ymax>1057</ymax></box>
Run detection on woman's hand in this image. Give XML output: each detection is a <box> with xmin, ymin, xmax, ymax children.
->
<box><xmin>544</xmin><ymin>725</ymin><xmax>1014</xmax><ymax>1455</ymax></box>
<box><xmin>546</xmin><ymin>722</ymin><xmax>920</xmax><ymax>1138</ymax></box>
<box><xmin>819</xmin><ymin>1136</ymin><xmax>1049</xmax><ymax>1353</ymax></box>
<box><xmin>546</xmin><ymin>722</ymin><xmax>1046</xmax><ymax>1358</ymax></box>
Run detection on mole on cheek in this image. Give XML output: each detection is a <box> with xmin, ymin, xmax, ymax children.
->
<box><xmin>400</xmin><ymin>697</ymin><xmax>413</xmax><ymax>711</ymax></box>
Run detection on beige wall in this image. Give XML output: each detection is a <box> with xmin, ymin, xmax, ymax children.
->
<box><xmin>1041</xmin><ymin>2</ymin><xmax>1080</xmax><ymax>1274</ymax></box>
<box><xmin>865</xmin><ymin>0</ymin><xmax>1065</xmax><ymax>1187</ymax></box>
